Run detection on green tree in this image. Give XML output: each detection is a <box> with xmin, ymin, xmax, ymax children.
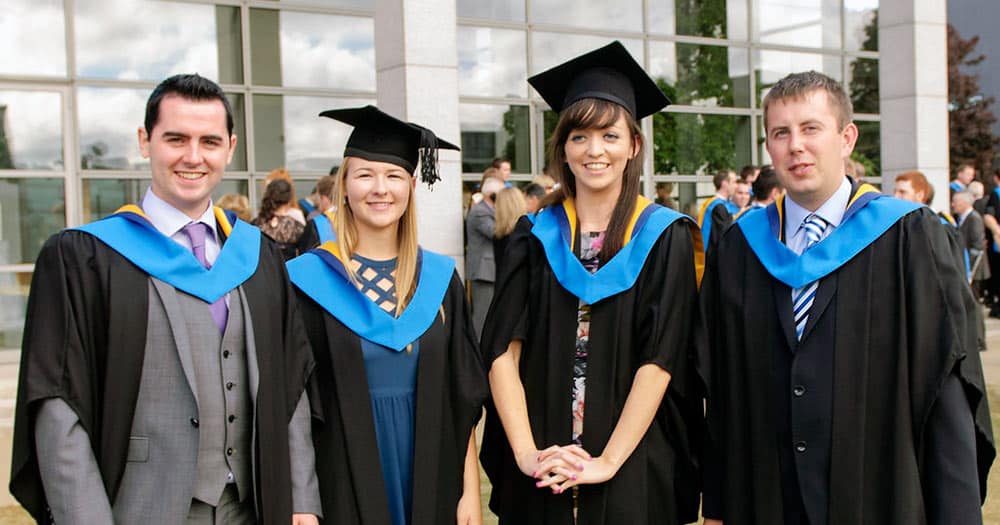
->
<box><xmin>948</xmin><ymin>24</ymin><xmax>999</xmax><ymax>178</ymax></box>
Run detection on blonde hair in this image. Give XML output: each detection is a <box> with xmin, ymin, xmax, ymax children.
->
<box><xmin>332</xmin><ymin>157</ymin><xmax>419</xmax><ymax>316</ymax></box>
<box><xmin>216</xmin><ymin>193</ymin><xmax>251</xmax><ymax>222</ymax></box>
<box><xmin>532</xmin><ymin>173</ymin><xmax>556</xmax><ymax>189</ymax></box>
<box><xmin>494</xmin><ymin>187</ymin><xmax>527</xmax><ymax>238</ymax></box>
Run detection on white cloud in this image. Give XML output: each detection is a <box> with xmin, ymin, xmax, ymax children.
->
<box><xmin>457</xmin><ymin>26</ymin><xmax>527</xmax><ymax>98</ymax></box>
<box><xmin>279</xmin><ymin>11</ymin><xmax>375</xmax><ymax>91</ymax></box>
<box><xmin>0</xmin><ymin>92</ymin><xmax>63</xmax><ymax>169</ymax></box>
<box><xmin>0</xmin><ymin>0</ymin><xmax>66</xmax><ymax>76</ymax></box>
<box><xmin>282</xmin><ymin>96</ymin><xmax>375</xmax><ymax>172</ymax></box>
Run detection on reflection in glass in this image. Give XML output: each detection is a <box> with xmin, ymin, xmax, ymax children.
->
<box><xmin>78</xmin><ymin>88</ymin><xmax>245</xmax><ymax>171</ymax></box>
<box><xmin>853</xmin><ymin>121</ymin><xmax>880</xmax><ymax>181</ymax></box>
<box><xmin>0</xmin><ymin>91</ymin><xmax>63</xmax><ymax>170</ymax></box>
<box><xmin>83</xmin><ymin>179</ymin><xmax>147</xmax><ymax>222</ymax></box>
<box><xmin>460</xmin><ymin>104</ymin><xmax>530</xmax><ymax>174</ymax></box>
<box><xmin>75</xmin><ymin>0</ymin><xmax>220</xmax><ymax>81</ymax></box>
<box><xmin>0</xmin><ymin>271</ymin><xmax>31</xmax><ymax>350</ymax></box>
<box><xmin>0</xmin><ymin>178</ymin><xmax>65</xmax><ymax>264</ymax></box>
<box><xmin>531</xmin><ymin>34</ymin><xmax>643</xmax><ymax>76</ymax></box>
<box><xmin>648</xmin><ymin>42</ymin><xmax>750</xmax><ymax>108</ymax></box>
<box><xmin>250</xmin><ymin>9</ymin><xmax>375</xmax><ymax>90</ymax></box>
<box><xmin>845</xmin><ymin>1</ymin><xmax>878</xmax><ymax>52</ymax></box>
<box><xmin>755</xmin><ymin>0</ymin><xmax>840</xmax><ymax>49</ymax></box>
<box><xmin>457</xmin><ymin>0</ymin><xmax>525</xmax><ymax>22</ymax></box>
<box><xmin>755</xmin><ymin>51</ymin><xmax>841</xmax><ymax>106</ymax></box>
<box><xmin>648</xmin><ymin>0</ymin><xmax>748</xmax><ymax>41</ymax></box>
<box><xmin>531</xmin><ymin>0</ymin><xmax>641</xmax><ymax>31</ymax></box>
<box><xmin>0</xmin><ymin>0</ymin><xmax>66</xmax><ymax>76</ymax></box>
<box><xmin>457</xmin><ymin>27</ymin><xmax>527</xmax><ymax>98</ymax></box>
<box><xmin>653</xmin><ymin>113</ymin><xmax>751</xmax><ymax>175</ymax></box>
<box><xmin>848</xmin><ymin>58</ymin><xmax>879</xmax><ymax>114</ymax></box>
<box><xmin>78</xmin><ymin>88</ymin><xmax>146</xmax><ymax>170</ymax></box>
<box><xmin>254</xmin><ymin>95</ymin><xmax>375</xmax><ymax>172</ymax></box>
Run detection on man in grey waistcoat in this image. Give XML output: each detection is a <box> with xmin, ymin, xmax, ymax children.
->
<box><xmin>10</xmin><ymin>74</ymin><xmax>321</xmax><ymax>524</ymax></box>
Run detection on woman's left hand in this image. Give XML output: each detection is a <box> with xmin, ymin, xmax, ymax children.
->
<box><xmin>534</xmin><ymin>452</ymin><xmax>618</xmax><ymax>494</ymax></box>
<box><xmin>456</xmin><ymin>489</ymin><xmax>483</xmax><ymax>525</ymax></box>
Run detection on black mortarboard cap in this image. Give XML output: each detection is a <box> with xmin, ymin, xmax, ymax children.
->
<box><xmin>319</xmin><ymin>105</ymin><xmax>460</xmax><ymax>187</ymax></box>
<box><xmin>528</xmin><ymin>41</ymin><xmax>670</xmax><ymax>119</ymax></box>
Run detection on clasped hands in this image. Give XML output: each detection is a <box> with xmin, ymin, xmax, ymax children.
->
<box><xmin>516</xmin><ymin>445</ymin><xmax>618</xmax><ymax>494</ymax></box>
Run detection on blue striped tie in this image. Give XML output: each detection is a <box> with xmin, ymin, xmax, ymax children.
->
<box><xmin>791</xmin><ymin>214</ymin><xmax>829</xmax><ymax>340</ymax></box>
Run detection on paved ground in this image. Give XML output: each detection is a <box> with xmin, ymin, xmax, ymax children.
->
<box><xmin>5</xmin><ymin>314</ymin><xmax>1000</xmax><ymax>524</ymax></box>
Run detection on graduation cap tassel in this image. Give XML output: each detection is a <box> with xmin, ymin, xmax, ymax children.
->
<box><xmin>418</xmin><ymin>128</ymin><xmax>441</xmax><ymax>188</ymax></box>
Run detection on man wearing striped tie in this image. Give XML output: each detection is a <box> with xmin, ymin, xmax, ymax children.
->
<box><xmin>699</xmin><ymin>71</ymin><xmax>994</xmax><ymax>525</ymax></box>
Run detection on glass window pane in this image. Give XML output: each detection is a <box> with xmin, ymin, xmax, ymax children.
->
<box><xmin>0</xmin><ymin>178</ymin><xmax>65</xmax><ymax>264</ymax></box>
<box><xmin>253</xmin><ymin>95</ymin><xmax>375</xmax><ymax>172</ymax></box>
<box><xmin>0</xmin><ymin>91</ymin><xmax>63</xmax><ymax>170</ymax></box>
<box><xmin>460</xmin><ymin>104</ymin><xmax>531</xmax><ymax>174</ymax></box>
<box><xmin>531</xmin><ymin>35</ymin><xmax>643</xmax><ymax>76</ymax></box>
<box><xmin>845</xmin><ymin>0</ymin><xmax>878</xmax><ymax>52</ymax></box>
<box><xmin>75</xmin><ymin>0</ymin><xmax>222</xmax><ymax>82</ymax></box>
<box><xmin>0</xmin><ymin>0</ymin><xmax>66</xmax><ymax>77</ymax></box>
<box><xmin>653</xmin><ymin>113</ymin><xmax>751</xmax><ymax>175</ymax></box>
<box><xmin>648</xmin><ymin>42</ymin><xmax>750</xmax><ymax>108</ymax></box>
<box><xmin>457</xmin><ymin>27</ymin><xmax>527</xmax><ymax>98</ymax></box>
<box><xmin>848</xmin><ymin>57</ymin><xmax>879</xmax><ymax>114</ymax></box>
<box><xmin>649</xmin><ymin>0</ymin><xmax>748</xmax><ymax>41</ymax></box>
<box><xmin>531</xmin><ymin>1</ymin><xmax>642</xmax><ymax>31</ymax></box>
<box><xmin>83</xmin><ymin>179</ymin><xmax>147</xmax><ymax>221</ymax></box>
<box><xmin>852</xmin><ymin>121</ymin><xmax>880</xmax><ymax>182</ymax></box>
<box><xmin>0</xmin><ymin>270</ymin><xmax>32</xmax><ymax>350</ymax></box>
<box><xmin>250</xmin><ymin>8</ymin><xmax>375</xmax><ymax>90</ymax></box>
<box><xmin>457</xmin><ymin>0</ymin><xmax>525</xmax><ymax>22</ymax></box>
<box><xmin>78</xmin><ymin>88</ymin><xmax>245</xmax><ymax>171</ymax></box>
<box><xmin>755</xmin><ymin>0</ymin><xmax>840</xmax><ymax>49</ymax></box>
<box><xmin>755</xmin><ymin>51</ymin><xmax>842</xmax><ymax>106</ymax></box>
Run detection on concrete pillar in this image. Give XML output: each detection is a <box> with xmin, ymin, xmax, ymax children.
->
<box><xmin>879</xmin><ymin>0</ymin><xmax>949</xmax><ymax>211</ymax></box>
<box><xmin>374</xmin><ymin>0</ymin><xmax>465</xmax><ymax>270</ymax></box>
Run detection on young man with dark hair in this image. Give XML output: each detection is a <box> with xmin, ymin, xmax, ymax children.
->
<box><xmin>953</xmin><ymin>162</ymin><xmax>976</xmax><ymax>193</ymax></box>
<box><xmin>749</xmin><ymin>165</ymin><xmax>782</xmax><ymax>208</ymax></box>
<box><xmin>700</xmin><ymin>71</ymin><xmax>993</xmax><ymax>525</ymax></box>
<box><xmin>11</xmin><ymin>74</ymin><xmax>321</xmax><ymax>524</ymax></box>
<box><xmin>699</xmin><ymin>169</ymin><xmax>739</xmax><ymax>252</ymax></box>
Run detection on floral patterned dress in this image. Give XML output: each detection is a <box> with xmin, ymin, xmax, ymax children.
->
<box><xmin>572</xmin><ymin>231</ymin><xmax>604</xmax><ymax>443</ymax></box>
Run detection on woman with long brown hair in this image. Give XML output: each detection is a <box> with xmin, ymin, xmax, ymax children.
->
<box><xmin>480</xmin><ymin>42</ymin><xmax>704</xmax><ymax>524</ymax></box>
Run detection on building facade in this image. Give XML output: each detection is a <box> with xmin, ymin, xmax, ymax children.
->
<box><xmin>0</xmin><ymin>0</ymin><xmax>944</xmax><ymax>353</ymax></box>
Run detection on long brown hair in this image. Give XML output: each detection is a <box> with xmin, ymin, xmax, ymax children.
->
<box><xmin>543</xmin><ymin>98</ymin><xmax>644</xmax><ymax>262</ymax></box>
<box><xmin>332</xmin><ymin>157</ymin><xmax>419</xmax><ymax>316</ymax></box>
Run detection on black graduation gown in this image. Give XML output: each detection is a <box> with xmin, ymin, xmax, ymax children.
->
<box><xmin>10</xmin><ymin>228</ymin><xmax>315</xmax><ymax>523</ymax></box>
<box><xmin>297</xmin><ymin>272</ymin><xmax>488</xmax><ymax>525</ymax></box>
<box><xmin>699</xmin><ymin>199</ymin><xmax>995</xmax><ymax>524</ymax></box>
<box><xmin>297</xmin><ymin>219</ymin><xmax>323</xmax><ymax>254</ymax></box>
<box><xmin>480</xmin><ymin>216</ymin><xmax>704</xmax><ymax>525</ymax></box>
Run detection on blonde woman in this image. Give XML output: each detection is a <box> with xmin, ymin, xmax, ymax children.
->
<box><xmin>287</xmin><ymin>106</ymin><xmax>488</xmax><ymax>525</ymax></box>
<box><xmin>493</xmin><ymin>186</ymin><xmax>527</xmax><ymax>275</ymax></box>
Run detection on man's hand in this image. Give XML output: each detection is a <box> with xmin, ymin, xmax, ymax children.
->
<box><xmin>292</xmin><ymin>513</ymin><xmax>320</xmax><ymax>525</ymax></box>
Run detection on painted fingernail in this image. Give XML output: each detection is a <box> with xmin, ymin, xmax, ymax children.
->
<box><xmin>531</xmin><ymin>471</ymin><xmax>537</xmax><ymax>478</ymax></box>
<box><xmin>571</xmin><ymin>474</ymin><xmax>578</xmax><ymax>480</ymax></box>
<box><xmin>578</xmin><ymin>463</ymin><xmax>585</xmax><ymax>470</ymax></box>
<box><xmin>536</xmin><ymin>481</ymin><xmax>543</xmax><ymax>487</ymax></box>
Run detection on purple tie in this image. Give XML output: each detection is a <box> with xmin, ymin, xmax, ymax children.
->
<box><xmin>182</xmin><ymin>222</ymin><xmax>229</xmax><ymax>333</ymax></box>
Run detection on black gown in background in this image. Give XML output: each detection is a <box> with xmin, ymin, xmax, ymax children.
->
<box><xmin>480</xmin><ymin>215</ymin><xmax>704</xmax><ymax>525</ymax></box>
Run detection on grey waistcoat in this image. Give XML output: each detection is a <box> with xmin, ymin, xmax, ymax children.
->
<box><xmin>177</xmin><ymin>289</ymin><xmax>253</xmax><ymax>505</ymax></box>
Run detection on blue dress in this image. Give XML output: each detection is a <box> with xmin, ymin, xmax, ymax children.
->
<box><xmin>354</xmin><ymin>254</ymin><xmax>419</xmax><ymax>525</ymax></box>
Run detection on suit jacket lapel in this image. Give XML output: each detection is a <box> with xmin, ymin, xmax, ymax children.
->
<box><xmin>772</xmin><ymin>278</ymin><xmax>798</xmax><ymax>351</ymax></box>
<box><xmin>151</xmin><ymin>277</ymin><xmax>199</xmax><ymax>409</ymax></box>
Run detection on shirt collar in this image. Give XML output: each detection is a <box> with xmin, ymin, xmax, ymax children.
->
<box><xmin>141</xmin><ymin>188</ymin><xmax>218</xmax><ymax>240</ymax></box>
<box><xmin>785</xmin><ymin>176</ymin><xmax>851</xmax><ymax>239</ymax></box>
<box><xmin>959</xmin><ymin>208</ymin><xmax>974</xmax><ymax>224</ymax></box>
